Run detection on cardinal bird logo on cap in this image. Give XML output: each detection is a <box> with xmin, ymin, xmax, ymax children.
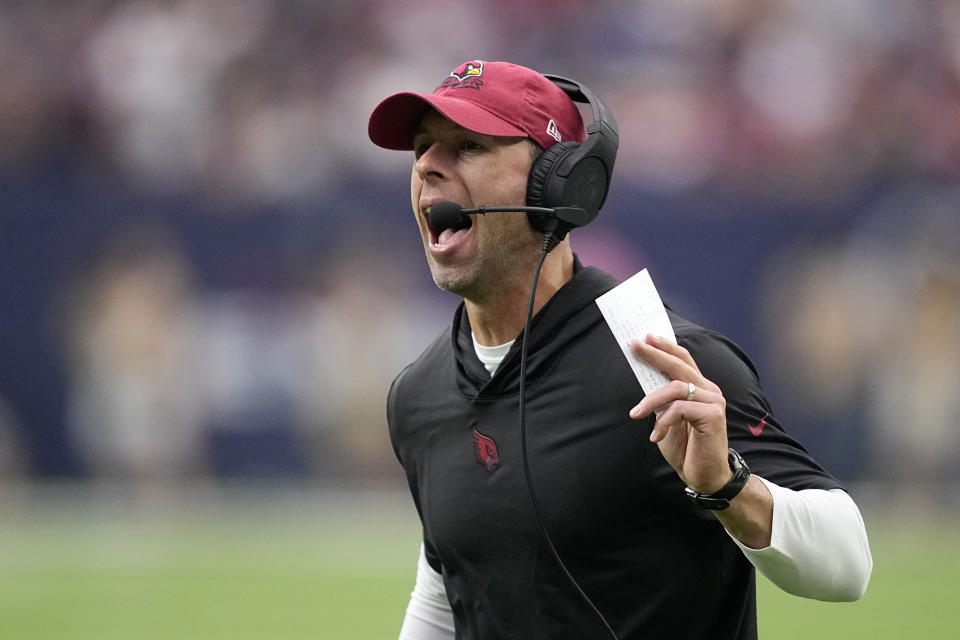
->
<box><xmin>438</xmin><ymin>61</ymin><xmax>484</xmax><ymax>90</ymax></box>
<box><xmin>451</xmin><ymin>61</ymin><xmax>483</xmax><ymax>81</ymax></box>
<box><xmin>473</xmin><ymin>428</ymin><xmax>500</xmax><ymax>472</ymax></box>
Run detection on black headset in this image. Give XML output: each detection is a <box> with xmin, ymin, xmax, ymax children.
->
<box><xmin>525</xmin><ymin>74</ymin><xmax>620</xmax><ymax>232</ymax></box>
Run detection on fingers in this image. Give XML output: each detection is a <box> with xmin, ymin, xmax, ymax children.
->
<box><xmin>630</xmin><ymin>335</ymin><xmax>695</xmax><ymax>384</ymax></box>
<box><xmin>636</xmin><ymin>334</ymin><xmax>697</xmax><ymax>370</ymax></box>
<box><xmin>627</xmin><ymin>336</ymin><xmax>727</xmax><ymax>443</ymax></box>
<box><xmin>626</xmin><ymin>334</ymin><xmax>730</xmax><ymax>487</ymax></box>
<box><xmin>629</xmin><ymin>379</ymin><xmax>723</xmax><ymax>422</ymax></box>
<box><xmin>630</xmin><ymin>336</ymin><xmax>720</xmax><ymax>393</ymax></box>
<box><xmin>645</xmin><ymin>391</ymin><xmax>727</xmax><ymax>443</ymax></box>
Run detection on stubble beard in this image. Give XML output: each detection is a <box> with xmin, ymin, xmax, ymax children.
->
<box><xmin>427</xmin><ymin>253</ymin><xmax>495</xmax><ymax>301</ymax></box>
<box><xmin>426</xmin><ymin>230</ymin><xmax>541</xmax><ymax>304</ymax></box>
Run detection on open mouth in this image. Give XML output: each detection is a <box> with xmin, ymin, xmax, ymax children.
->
<box><xmin>427</xmin><ymin>207</ymin><xmax>473</xmax><ymax>246</ymax></box>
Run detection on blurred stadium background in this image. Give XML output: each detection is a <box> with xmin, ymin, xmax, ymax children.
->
<box><xmin>1</xmin><ymin>0</ymin><xmax>959</xmax><ymax>637</ymax></box>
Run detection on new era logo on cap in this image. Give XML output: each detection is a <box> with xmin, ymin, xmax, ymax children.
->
<box><xmin>546</xmin><ymin>119</ymin><xmax>562</xmax><ymax>143</ymax></box>
<box><xmin>367</xmin><ymin>60</ymin><xmax>585</xmax><ymax>151</ymax></box>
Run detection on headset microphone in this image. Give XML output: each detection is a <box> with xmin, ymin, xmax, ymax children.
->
<box><xmin>429</xmin><ymin>201</ymin><xmax>591</xmax><ymax>240</ymax></box>
<box><xmin>428</xmin><ymin>201</ymin><xmax>472</xmax><ymax>231</ymax></box>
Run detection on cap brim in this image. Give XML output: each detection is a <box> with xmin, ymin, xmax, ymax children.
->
<box><xmin>368</xmin><ymin>92</ymin><xmax>527</xmax><ymax>150</ymax></box>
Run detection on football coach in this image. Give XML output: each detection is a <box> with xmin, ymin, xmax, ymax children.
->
<box><xmin>368</xmin><ymin>59</ymin><xmax>872</xmax><ymax>639</ymax></box>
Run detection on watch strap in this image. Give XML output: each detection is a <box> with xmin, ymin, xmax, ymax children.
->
<box><xmin>684</xmin><ymin>448</ymin><xmax>751</xmax><ymax>510</ymax></box>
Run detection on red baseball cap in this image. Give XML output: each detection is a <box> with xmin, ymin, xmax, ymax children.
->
<box><xmin>368</xmin><ymin>60</ymin><xmax>586</xmax><ymax>151</ymax></box>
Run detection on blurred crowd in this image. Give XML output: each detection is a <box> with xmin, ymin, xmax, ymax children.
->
<box><xmin>1</xmin><ymin>0</ymin><xmax>959</xmax><ymax>492</ymax></box>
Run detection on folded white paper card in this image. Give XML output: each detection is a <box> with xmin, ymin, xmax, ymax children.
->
<box><xmin>595</xmin><ymin>269</ymin><xmax>676</xmax><ymax>395</ymax></box>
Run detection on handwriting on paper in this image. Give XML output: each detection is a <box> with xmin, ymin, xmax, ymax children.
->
<box><xmin>596</xmin><ymin>269</ymin><xmax>676</xmax><ymax>395</ymax></box>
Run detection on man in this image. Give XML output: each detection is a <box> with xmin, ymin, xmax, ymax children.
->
<box><xmin>367</xmin><ymin>60</ymin><xmax>872</xmax><ymax>639</ymax></box>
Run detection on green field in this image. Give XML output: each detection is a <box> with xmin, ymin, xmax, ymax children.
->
<box><xmin>0</xmin><ymin>484</ymin><xmax>956</xmax><ymax>639</ymax></box>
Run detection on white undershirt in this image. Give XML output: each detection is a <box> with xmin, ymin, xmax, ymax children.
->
<box><xmin>397</xmin><ymin>337</ymin><xmax>873</xmax><ymax>639</ymax></box>
<box><xmin>472</xmin><ymin>334</ymin><xmax>514</xmax><ymax>376</ymax></box>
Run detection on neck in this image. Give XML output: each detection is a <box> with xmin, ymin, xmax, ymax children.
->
<box><xmin>466</xmin><ymin>243</ymin><xmax>574</xmax><ymax>346</ymax></box>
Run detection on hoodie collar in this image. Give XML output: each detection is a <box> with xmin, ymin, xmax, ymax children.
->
<box><xmin>451</xmin><ymin>256</ymin><xmax>621</xmax><ymax>397</ymax></box>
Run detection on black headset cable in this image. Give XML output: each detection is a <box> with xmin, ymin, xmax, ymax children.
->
<box><xmin>518</xmin><ymin>217</ymin><xmax>619</xmax><ymax>640</ymax></box>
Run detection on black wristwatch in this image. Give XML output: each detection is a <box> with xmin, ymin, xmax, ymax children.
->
<box><xmin>684</xmin><ymin>449</ymin><xmax>751</xmax><ymax>511</ymax></box>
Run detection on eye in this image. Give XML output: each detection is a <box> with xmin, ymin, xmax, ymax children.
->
<box><xmin>459</xmin><ymin>139</ymin><xmax>483</xmax><ymax>153</ymax></box>
<box><xmin>414</xmin><ymin>141</ymin><xmax>432</xmax><ymax>159</ymax></box>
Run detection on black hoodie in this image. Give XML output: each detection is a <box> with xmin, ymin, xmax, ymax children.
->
<box><xmin>387</xmin><ymin>261</ymin><xmax>840</xmax><ymax>639</ymax></box>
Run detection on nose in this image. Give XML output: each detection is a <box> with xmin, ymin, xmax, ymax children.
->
<box><xmin>413</xmin><ymin>143</ymin><xmax>450</xmax><ymax>182</ymax></box>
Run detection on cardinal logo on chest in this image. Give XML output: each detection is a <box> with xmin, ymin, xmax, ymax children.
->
<box><xmin>472</xmin><ymin>428</ymin><xmax>500</xmax><ymax>472</ymax></box>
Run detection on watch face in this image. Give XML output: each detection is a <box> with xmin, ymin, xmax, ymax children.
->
<box><xmin>728</xmin><ymin>449</ymin><xmax>746</xmax><ymax>474</ymax></box>
<box><xmin>728</xmin><ymin>456</ymin><xmax>741</xmax><ymax>473</ymax></box>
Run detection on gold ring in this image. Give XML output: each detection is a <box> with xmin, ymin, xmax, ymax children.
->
<box><xmin>686</xmin><ymin>382</ymin><xmax>696</xmax><ymax>401</ymax></box>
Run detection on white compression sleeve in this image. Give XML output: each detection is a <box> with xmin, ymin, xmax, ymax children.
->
<box><xmin>398</xmin><ymin>543</ymin><xmax>455</xmax><ymax>640</ymax></box>
<box><xmin>732</xmin><ymin>479</ymin><xmax>873</xmax><ymax>601</ymax></box>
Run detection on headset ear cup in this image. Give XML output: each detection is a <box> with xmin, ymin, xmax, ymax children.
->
<box><xmin>526</xmin><ymin>141</ymin><xmax>580</xmax><ymax>231</ymax></box>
